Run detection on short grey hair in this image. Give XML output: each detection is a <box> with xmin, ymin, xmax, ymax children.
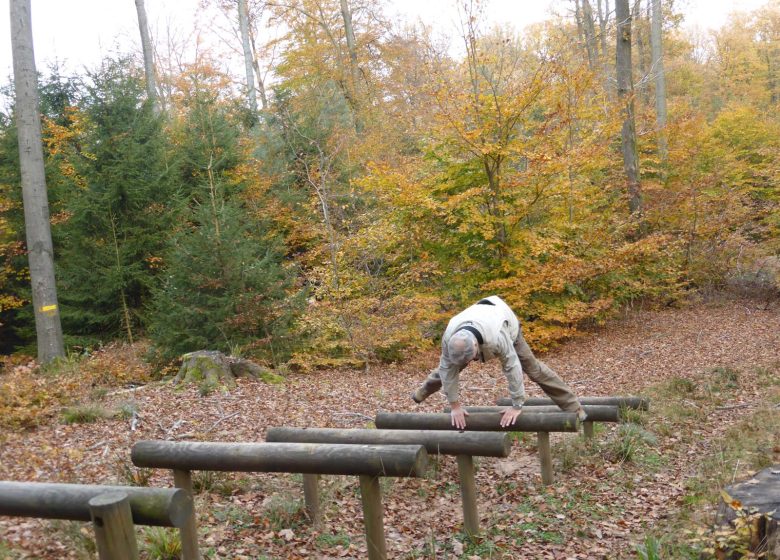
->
<box><xmin>447</xmin><ymin>330</ymin><xmax>477</xmax><ymax>366</ymax></box>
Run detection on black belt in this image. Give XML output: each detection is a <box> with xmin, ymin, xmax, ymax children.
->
<box><xmin>455</xmin><ymin>325</ymin><xmax>484</xmax><ymax>345</ymax></box>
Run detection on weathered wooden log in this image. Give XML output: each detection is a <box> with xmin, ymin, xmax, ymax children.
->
<box><xmin>88</xmin><ymin>492</ymin><xmax>139</xmax><ymax>560</ymax></box>
<box><xmin>359</xmin><ymin>475</ymin><xmax>386</xmax><ymax>560</ymax></box>
<box><xmin>537</xmin><ymin>432</ymin><xmax>553</xmax><ymax>485</ymax></box>
<box><xmin>172</xmin><ymin>469</ymin><xmax>200</xmax><ymax>560</ymax></box>
<box><xmin>0</xmin><ymin>481</ymin><xmax>191</xmax><ymax>527</ymax></box>
<box><xmin>456</xmin><ymin>455</ymin><xmax>478</xmax><ymax>536</ymax></box>
<box><xmin>375</xmin><ymin>412</ymin><xmax>579</xmax><ymax>432</ymax></box>
<box><xmin>496</xmin><ymin>396</ymin><xmax>649</xmax><ymax>410</ymax></box>
<box><xmin>132</xmin><ymin>441</ymin><xmax>428</xmax><ymax>477</ymax></box>
<box><xmin>443</xmin><ymin>405</ymin><xmax>620</xmax><ymax>422</ymax></box>
<box><xmin>266</xmin><ymin>427</ymin><xmax>512</xmax><ymax>457</ymax></box>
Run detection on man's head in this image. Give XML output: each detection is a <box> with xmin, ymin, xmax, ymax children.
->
<box><xmin>447</xmin><ymin>330</ymin><xmax>478</xmax><ymax>366</ymax></box>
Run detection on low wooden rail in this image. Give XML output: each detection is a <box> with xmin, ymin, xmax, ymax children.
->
<box><xmin>375</xmin><ymin>412</ymin><xmax>578</xmax><ymax>485</ymax></box>
<box><xmin>444</xmin><ymin>404</ymin><xmax>621</xmax><ymax>439</ymax></box>
<box><xmin>495</xmin><ymin>396</ymin><xmax>648</xmax><ymax>439</ymax></box>
<box><xmin>266</xmin><ymin>427</ymin><xmax>511</xmax><ymax>535</ymax></box>
<box><xmin>132</xmin><ymin>440</ymin><xmax>428</xmax><ymax>560</ymax></box>
<box><xmin>0</xmin><ymin>481</ymin><xmax>192</xmax><ymax>560</ymax></box>
<box><xmin>495</xmin><ymin>396</ymin><xmax>649</xmax><ymax>410</ymax></box>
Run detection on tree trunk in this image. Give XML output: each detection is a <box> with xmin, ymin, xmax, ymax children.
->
<box><xmin>10</xmin><ymin>0</ymin><xmax>64</xmax><ymax>364</ymax></box>
<box><xmin>634</xmin><ymin>0</ymin><xmax>650</xmax><ymax>105</ymax></box>
<box><xmin>597</xmin><ymin>0</ymin><xmax>610</xmax><ymax>78</ymax></box>
<box><xmin>340</xmin><ymin>0</ymin><xmax>359</xmax><ymax>94</ymax></box>
<box><xmin>582</xmin><ymin>0</ymin><xmax>599</xmax><ymax>70</ymax></box>
<box><xmin>134</xmin><ymin>0</ymin><xmax>159</xmax><ymax>113</ymax></box>
<box><xmin>651</xmin><ymin>0</ymin><xmax>668</xmax><ymax>164</ymax></box>
<box><xmin>237</xmin><ymin>0</ymin><xmax>258</xmax><ymax>118</ymax></box>
<box><xmin>615</xmin><ymin>0</ymin><xmax>644</xmax><ymax>224</ymax></box>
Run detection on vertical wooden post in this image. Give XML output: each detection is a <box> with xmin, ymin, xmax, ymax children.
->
<box><xmin>172</xmin><ymin>469</ymin><xmax>200</xmax><ymax>560</ymax></box>
<box><xmin>583</xmin><ymin>421</ymin><xmax>595</xmax><ymax>440</ymax></box>
<box><xmin>302</xmin><ymin>474</ymin><xmax>321</xmax><ymax>527</ymax></box>
<box><xmin>88</xmin><ymin>492</ymin><xmax>139</xmax><ymax>560</ymax></box>
<box><xmin>456</xmin><ymin>455</ymin><xmax>479</xmax><ymax>536</ymax></box>
<box><xmin>358</xmin><ymin>475</ymin><xmax>387</xmax><ymax>560</ymax></box>
<box><xmin>537</xmin><ymin>432</ymin><xmax>553</xmax><ymax>485</ymax></box>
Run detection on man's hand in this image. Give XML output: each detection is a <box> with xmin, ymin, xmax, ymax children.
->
<box><xmin>450</xmin><ymin>402</ymin><xmax>469</xmax><ymax>430</ymax></box>
<box><xmin>500</xmin><ymin>407</ymin><xmax>523</xmax><ymax>428</ymax></box>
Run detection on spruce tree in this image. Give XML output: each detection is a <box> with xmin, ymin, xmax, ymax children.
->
<box><xmin>56</xmin><ymin>59</ymin><xmax>176</xmax><ymax>344</ymax></box>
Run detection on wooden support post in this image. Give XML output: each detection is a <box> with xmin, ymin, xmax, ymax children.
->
<box><xmin>583</xmin><ymin>421</ymin><xmax>595</xmax><ymax>440</ymax></box>
<box><xmin>302</xmin><ymin>474</ymin><xmax>321</xmax><ymax>527</ymax></box>
<box><xmin>456</xmin><ymin>455</ymin><xmax>479</xmax><ymax>536</ymax></box>
<box><xmin>537</xmin><ymin>432</ymin><xmax>553</xmax><ymax>485</ymax></box>
<box><xmin>89</xmin><ymin>492</ymin><xmax>139</xmax><ymax>560</ymax></box>
<box><xmin>172</xmin><ymin>469</ymin><xmax>200</xmax><ymax>560</ymax></box>
<box><xmin>358</xmin><ymin>475</ymin><xmax>387</xmax><ymax>560</ymax></box>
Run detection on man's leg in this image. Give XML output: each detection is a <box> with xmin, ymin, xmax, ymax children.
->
<box><xmin>513</xmin><ymin>330</ymin><xmax>580</xmax><ymax>412</ymax></box>
<box><xmin>412</xmin><ymin>370</ymin><xmax>442</xmax><ymax>403</ymax></box>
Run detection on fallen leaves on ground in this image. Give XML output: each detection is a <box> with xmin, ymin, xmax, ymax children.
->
<box><xmin>1</xmin><ymin>297</ymin><xmax>779</xmax><ymax>559</ymax></box>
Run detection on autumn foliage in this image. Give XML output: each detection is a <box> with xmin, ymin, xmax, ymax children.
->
<box><xmin>0</xmin><ymin>0</ymin><xmax>778</xmax><ymax>366</ymax></box>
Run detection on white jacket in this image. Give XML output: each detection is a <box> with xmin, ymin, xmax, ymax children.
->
<box><xmin>436</xmin><ymin>295</ymin><xmax>525</xmax><ymax>406</ymax></box>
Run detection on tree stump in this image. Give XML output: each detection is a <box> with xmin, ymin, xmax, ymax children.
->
<box><xmin>715</xmin><ymin>465</ymin><xmax>780</xmax><ymax>558</ymax></box>
<box><xmin>174</xmin><ymin>351</ymin><xmax>284</xmax><ymax>386</ymax></box>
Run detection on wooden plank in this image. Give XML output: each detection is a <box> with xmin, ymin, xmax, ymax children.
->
<box><xmin>537</xmin><ymin>432</ymin><xmax>553</xmax><ymax>485</ymax></box>
<box><xmin>0</xmin><ymin>481</ymin><xmax>191</xmax><ymax>527</ymax></box>
<box><xmin>132</xmin><ymin>442</ymin><xmax>428</xmax><ymax>477</ymax></box>
<box><xmin>443</xmin><ymin>405</ymin><xmax>620</xmax><ymax>422</ymax></box>
<box><xmin>302</xmin><ymin>474</ymin><xmax>321</xmax><ymax>527</ymax></box>
<box><xmin>456</xmin><ymin>455</ymin><xmax>479</xmax><ymax>536</ymax></box>
<box><xmin>266</xmin><ymin>427</ymin><xmax>512</xmax><ymax>457</ymax></box>
<box><xmin>496</xmin><ymin>396</ymin><xmax>649</xmax><ymax>410</ymax></box>
<box><xmin>89</xmin><ymin>492</ymin><xmax>139</xmax><ymax>560</ymax></box>
<box><xmin>172</xmin><ymin>469</ymin><xmax>200</xmax><ymax>560</ymax></box>
<box><xmin>375</xmin><ymin>412</ymin><xmax>578</xmax><ymax>433</ymax></box>
<box><xmin>359</xmin><ymin>475</ymin><xmax>387</xmax><ymax>560</ymax></box>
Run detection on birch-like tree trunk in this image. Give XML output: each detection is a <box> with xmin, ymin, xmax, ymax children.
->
<box><xmin>134</xmin><ymin>0</ymin><xmax>159</xmax><ymax>113</ymax></box>
<box><xmin>238</xmin><ymin>0</ymin><xmax>259</xmax><ymax>117</ymax></box>
<box><xmin>615</xmin><ymin>0</ymin><xmax>643</xmax><ymax>221</ymax></box>
<box><xmin>10</xmin><ymin>0</ymin><xmax>65</xmax><ymax>363</ymax></box>
<box><xmin>340</xmin><ymin>0</ymin><xmax>359</xmax><ymax>94</ymax></box>
<box><xmin>651</xmin><ymin>0</ymin><xmax>668</xmax><ymax>163</ymax></box>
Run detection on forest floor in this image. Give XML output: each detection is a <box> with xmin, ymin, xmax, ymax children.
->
<box><xmin>1</xmin><ymin>295</ymin><xmax>780</xmax><ymax>559</ymax></box>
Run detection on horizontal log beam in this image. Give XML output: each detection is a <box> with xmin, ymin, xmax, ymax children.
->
<box><xmin>132</xmin><ymin>441</ymin><xmax>427</xmax><ymax>477</ymax></box>
<box><xmin>443</xmin><ymin>405</ymin><xmax>620</xmax><ymax>422</ymax></box>
<box><xmin>0</xmin><ymin>481</ymin><xmax>191</xmax><ymax>527</ymax></box>
<box><xmin>374</xmin><ymin>412</ymin><xmax>579</xmax><ymax>432</ymax></box>
<box><xmin>266</xmin><ymin>427</ymin><xmax>512</xmax><ymax>457</ymax></box>
<box><xmin>496</xmin><ymin>396</ymin><xmax>649</xmax><ymax>410</ymax></box>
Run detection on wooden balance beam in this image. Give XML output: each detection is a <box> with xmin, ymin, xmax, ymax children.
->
<box><xmin>266</xmin><ymin>427</ymin><xmax>511</xmax><ymax>535</ymax></box>
<box><xmin>444</xmin><ymin>404</ymin><xmax>620</xmax><ymax>439</ymax></box>
<box><xmin>495</xmin><ymin>396</ymin><xmax>649</xmax><ymax>410</ymax></box>
<box><xmin>375</xmin><ymin>412</ymin><xmax>578</xmax><ymax>486</ymax></box>
<box><xmin>0</xmin><ymin>481</ymin><xmax>192</xmax><ymax>560</ymax></box>
<box><xmin>132</xmin><ymin>440</ymin><xmax>428</xmax><ymax>560</ymax></box>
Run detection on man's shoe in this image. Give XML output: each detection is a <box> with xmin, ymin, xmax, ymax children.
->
<box><xmin>576</xmin><ymin>407</ymin><xmax>588</xmax><ymax>422</ymax></box>
<box><xmin>412</xmin><ymin>387</ymin><xmax>428</xmax><ymax>404</ymax></box>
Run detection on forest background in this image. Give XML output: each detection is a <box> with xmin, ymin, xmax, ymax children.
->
<box><xmin>1</xmin><ymin>0</ymin><xmax>779</xmax><ymax>371</ymax></box>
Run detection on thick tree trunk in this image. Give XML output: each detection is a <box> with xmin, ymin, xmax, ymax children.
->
<box><xmin>651</xmin><ymin>0</ymin><xmax>668</xmax><ymax>164</ymax></box>
<box><xmin>134</xmin><ymin>0</ymin><xmax>159</xmax><ymax>113</ymax></box>
<box><xmin>615</xmin><ymin>0</ymin><xmax>644</xmax><ymax>223</ymax></box>
<box><xmin>10</xmin><ymin>0</ymin><xmax>64</xmax><ymax>364</ymax></box>
<box><xmin>237</xmin><ymin>0</ymin><xmax>258</xmax><ymax>117</ymax></box>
